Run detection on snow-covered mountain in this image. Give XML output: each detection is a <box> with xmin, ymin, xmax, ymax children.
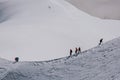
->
<box><xmin>66</xmin><ymin>0</ymin><xmax>120</xmax><ymax>20</ymax></box>
<box><xmin>0</xmin><ymin>0</ymin><xmax>120</xmax><ymax>61</ymax></box>
<box><xmin>0</xmin><ymin>37</ymin><xmax>120</xmax><ymax>80</ymax></box>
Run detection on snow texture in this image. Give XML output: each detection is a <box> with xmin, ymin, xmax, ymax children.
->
<box><xmin>0</xmin><ymin>37</ymin><xmax>120</xmax><ymax>80</ymax></box>
<box><xmin>0</xmin><ymin>0</ymin><xmax>120</xmax><ymax>61</ymax></box>
<box><xmin>66</xmin><ymin>0</ymin><xmax>120</xmax><ymax>20</ymax></box>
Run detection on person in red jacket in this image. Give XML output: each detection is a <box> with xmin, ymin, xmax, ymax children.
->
<box><xmin>75</xmin><ymin>47</ymin><xmax>78</xmax><ymax>54</ymax></box>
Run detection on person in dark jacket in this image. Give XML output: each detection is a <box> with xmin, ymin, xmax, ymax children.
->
<box><xmin>70</xmin><ymin>49</ymin><xmax>72</xmax><ymax>56</ymax></box>
<box><xmin>99</xmin><ymin>38</ymin><xmax>103</xmax><ymax>45</ymax></box>
<box><xmin>15</xmin><ymin>57</ymin><xmax>19</xmax><ymax>62</ymax></box>
<box><xmin>78</xmin><ymin>47</ymin><xmax>81</xmax><ymax>53</ymax></box>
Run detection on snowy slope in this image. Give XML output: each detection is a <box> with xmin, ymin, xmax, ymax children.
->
<box><xmin>66</xmin><ymin>0</ymin><xmax>120</xmax><ymax>20</ymax></box>
<box><xmin>0</xmin><ymin>58</ymin><xmax>12</xmax><ymax>80</ymax></box>
<box><xmin>0</xmin><ymin>0</ymin><xmax>120</xmax><ymax>61</ymax></box>
<box><xmin>0</xmin><ymin>37</ymin><xmax>120</xmax><ymax>80</ymax></box>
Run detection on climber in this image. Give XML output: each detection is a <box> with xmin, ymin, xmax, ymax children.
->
<box><xmin>70</xmin><ymin>49</ymin><xmax>72</xmax><ymax>56</ymax></box>
<box><xmin>15</xmin><ymin>57</ymin><xmax>19</xmax><ymax>62</ymax></box>
<box><xmin>99</xmin><ymin>38</ymin><xmax>103</xmax><ymax>45</ymax></box>
<box><xmin>78</xmin><ymin>47</ymin><xmax>81</xmax><ymax>53</ymax></box>
<box><xmin>75</xmin><ymin>47</ymin><xmax>78</xmax><ymax>54</ymax></box>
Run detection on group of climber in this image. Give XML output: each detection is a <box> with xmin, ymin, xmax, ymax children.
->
<box><xmin>14</xmin><ymin>38</ymin><xmax>103</xmax><ymax>62</ymax></box>
<box><xmin>69</xmin><ymin>38</ymin><xmax>103</xmax><ymax>56</ymax></box>
<box><xmin>69</xmin><ymin>47</ymin><xmax>81</xmax><ymax>56</ymax></box>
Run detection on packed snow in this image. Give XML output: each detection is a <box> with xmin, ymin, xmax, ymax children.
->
<box><xmin>0</xmin><ymin>0</ymin><xmax>120</xmax><ymax>61</ymax></box>
<box><xmin>66</xmin><ymin>0</ymin><xmax>120</xmax><ymax>20</ymax></box>
<box><xmin>0</xmin><ymin>37</ymin><xmax>120</xmax><ymax>80</ymax></box>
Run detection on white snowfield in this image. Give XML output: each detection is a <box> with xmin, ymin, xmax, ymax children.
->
<box><xmin>66</xmin><ymin>0</ymin><xmax>120</xmax><ymax>20</ymax></box>
<box><xmin>0</xmin><ymin>37</ymin><xmax>120</xmax><ymax>80</ymax></box>
<box><xmin>0</xmin><ymin>0</ymin><xmax>120</xmax><ymax>61</ymax></box>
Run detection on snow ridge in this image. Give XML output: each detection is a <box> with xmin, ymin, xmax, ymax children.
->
<box><xmin>0</xmin><ymin>37</ymin><xmax>120</xmax><ymax>80</ymax></box>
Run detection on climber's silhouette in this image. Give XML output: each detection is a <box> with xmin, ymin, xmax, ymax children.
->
<box><xmin>99</xmin><ymin>38</ymin><xmax>103</xmax><ymax>45</ymax></box>
<box><xmin>75</xmin><ymin>47</ymin><xmax>78</xmax><ymax>54</ymax></box>
<box><xmin>70</xmin><ymin>49</ymin><xmax>72</xmax><ymax>56</ymax></box>
<box><xmin>78</xmin><ymin>47</ymin><xmax>81</xmax><ymax>53</ymax></box>
<box><xmin>15</xmin><ymin>57</ymin><xmax>19</xmax><ymax>62</ymax></box>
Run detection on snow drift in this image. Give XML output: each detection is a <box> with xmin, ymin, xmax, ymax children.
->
<box><xmin>66</xmin><ymin>0</ymin><xmax>120</xmax><ymax>20</ymax></box>
<box><xmin>0</xmin><ymin>37</ymin><xmax>120</xmax><ymax>80</ymax></box>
